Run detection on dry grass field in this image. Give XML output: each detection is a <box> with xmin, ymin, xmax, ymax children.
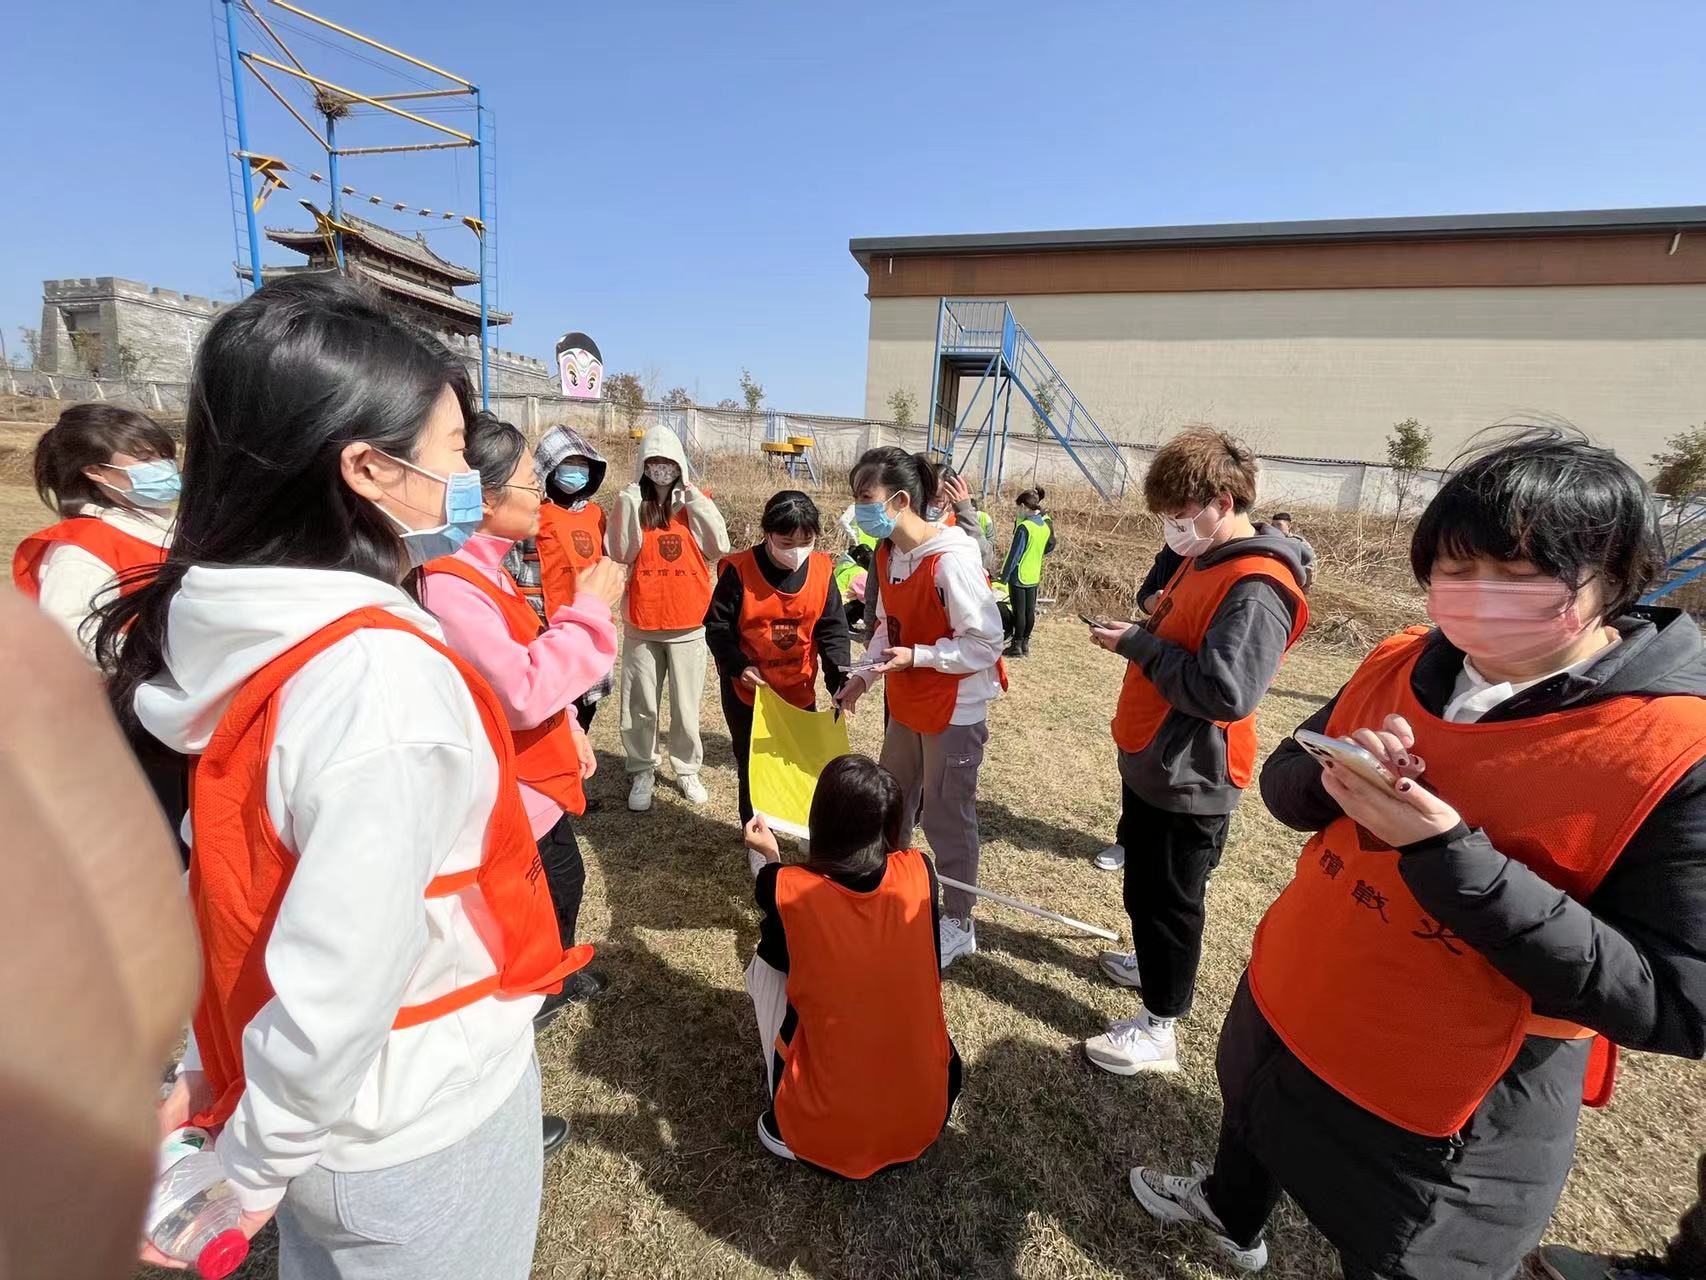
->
<box><xmin>1</xmin><ymin>416</ymin><xmax>1700</xmax><ymax>1279</ymax></box>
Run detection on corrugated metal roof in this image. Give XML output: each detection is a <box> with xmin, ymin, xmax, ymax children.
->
<box><xmin>849</xmin><ymin>206</ymin><xmax>1706</xmax><ymax>266</ymax></box>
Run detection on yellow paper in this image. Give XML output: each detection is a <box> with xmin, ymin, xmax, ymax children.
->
<box><xmin>749</xmin><ymin>686</ymin><xmax>852</xmax><ymax>838</ymax></box>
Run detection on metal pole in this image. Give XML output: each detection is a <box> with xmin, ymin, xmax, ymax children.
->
<box><xmin>998</xmin><ymin>378</ymin><xmax>1013</xmax><ymax>493</ymax></box>
<box><xmin>925</xmin><ymin>296</ymin><xmax>945</xmax><ymax>456</ymax></box>
<box><xmin>225</xmin><ymin>0</ymin><xmax>264</xmax><ymax>295</ymax></box>
<box><xmin>326</xmin><ymin>114</ymin><xmax>345</xmax><ymax>270</ymax></box>
<box><xmin>475</xmin><ymin>89</ymin><xmax>490</xmax><ymax>409</ymax></box>
<box><xmin>937</xmin><ymin>875</ymin><xmax>1118</xmax><ymax>941</ymax></box>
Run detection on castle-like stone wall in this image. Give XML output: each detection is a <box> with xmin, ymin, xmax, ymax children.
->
<box><xmin>40</xmin><ymin>278</ymin><xmax>225</xmax><ymax>382</ymax></box>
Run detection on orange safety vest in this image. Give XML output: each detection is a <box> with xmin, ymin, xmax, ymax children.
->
<box><xmin>11</xmin><ymin>516</ymin><xmax>167</xmax><ymax>600</ymax></box>
<box><xmin>626</xmin><ymin>508</ymin><xmax>712</xmax><ymax>632</ymax></box>
<box><xmin>535</xmin><ymin>501</ymin><xmax>602</xmax><ymax>615</ymax></box>
<box><xmin>1110</xmin><ymin>553</ymin><xmax>1308</xmax><ymax>788</ymax></box>
<box><xmin>1248</xmin><ymin>627</ymin><xmax>1706</xmax><ymax>1136</ymax></box>
<box><xmin>771</xmin><ymin>849</ymin><xmax>955</xmax><ymax>1179</ymax></box>
<box><xmin>728</xmin><ymin>546</ymin><xmax>832</xmax><ymax>709</ymax></box>
<box><xmin>186</xmin><ymin>606</ymin><xmax>592</xmax><ymax>1128</ymax></box>
<box><xmin>874</xmin><ymin>543</ymin><xmax>1007</xmax><ymax>736</ymax></box>
<box><xmin>421</xmin><ymin>556</ymin><xmax>587</xmax><ymax>817</ymax></box>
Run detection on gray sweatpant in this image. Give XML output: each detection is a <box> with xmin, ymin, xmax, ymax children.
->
<box><xmin>620</xmin><ymin>628</ymin><xmax>707</xmax><ymax>777</ymax></box>
<box><xmin>275</xmin><ymin>1055</ymin><xmax>543</xmax><ymax>1280</ymax></box>
<box><xmin>880</xmin><ymin>717</ymin><xmax>987</xmax><ymax>918</ymax></box>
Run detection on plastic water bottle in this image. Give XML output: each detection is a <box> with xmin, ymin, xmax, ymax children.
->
<box><xmin>146</xmin><ymin>1132</ymin><xmax>250</xmax><ymax>1279</ymax></box>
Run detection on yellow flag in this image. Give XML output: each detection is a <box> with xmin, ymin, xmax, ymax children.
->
<box><xmin>749</xmin><ymin>686</ymin><xmax>851</xmax><ymax>838</ymax></box>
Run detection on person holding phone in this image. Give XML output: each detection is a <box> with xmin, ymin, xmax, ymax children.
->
<box><xmin>1128</xmin><ymin>428</ymin><xmax>1706</xmax><ymax>1280</ymax></box>
<box><xmin>1083</xmin><ymin>427</ymin><xmax>1310</xmax><ymax>1076</ymax></box>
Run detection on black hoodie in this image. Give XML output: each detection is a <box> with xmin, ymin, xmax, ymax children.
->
<box><xmin>1261</xmin><ymin>609</ymin><xmax>1706</xmax><ymax>1061</ymax></box>
<box><xmin>1113</xmin><ymin>529</ymin><xmax>1312</xmax><ymax>815</ymax></box>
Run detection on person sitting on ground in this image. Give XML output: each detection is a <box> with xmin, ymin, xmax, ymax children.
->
<box><xmin>705</xmin><ymin>489</ymin><xmax>851</xmax><ymax>828</ymax></box>
<box><xmin>1131</xmin><ymin>427</ymin><xmax>1706</xmax><ymax>1279</ymax></box>
<box><xmin>741</xmin><ymin>754</ymin><xmax>961</xmax><ymax>1179</ymax></box>
<box><xmin>1084</xmin><ymin>428</ymin><xmax>1309</xmax><ymax>1074</ymax></box>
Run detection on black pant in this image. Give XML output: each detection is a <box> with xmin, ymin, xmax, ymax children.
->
<box><xmin>1117</xmin><ymin>785</ymin><xmax>1229</xmax><ymax>1018</ymax></box>
<box><xmin>720</xmin><ymin>677</ymin><xmax>756</xmax><ymax>824</ymax></box>
<box><xmin>573</xmin><ymin>692</ymin><xmax>600</xmax><ymax>732</ymax></box>
<box><xmin>1009</xmin><ymin>582</ymin><xmax>1038</xmax><ymax>651</ymax></box>
<box><xmin>538</xmin><ymin>814</ymin><xmax>586</xmax><ymax>949</ymax></box>
<box><xmin>1203</xmin><ymin>976</ymin><xmax>1581</xmax><ymax>1278</ymax></box>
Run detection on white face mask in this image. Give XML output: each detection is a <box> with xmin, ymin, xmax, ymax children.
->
<box><xmin>645</xmin><ymin>460</ymin><xmax>680</xmax><ymax>489</ymax></box>
<box><xmin>768</xmin><ymin>540</ymin><xmax>813</xmax><ymax>571</ymax></box>
<box><xmin>1161</xmin><ymin>502</ymin><xmax>1228</xmax><ymax>558</ymax></box>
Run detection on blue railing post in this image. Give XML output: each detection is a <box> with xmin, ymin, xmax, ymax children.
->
<box><xmin>474</xmin><ymin>89</ymin><xmax>490</xmax><ymax>409</ymax></box>
<box><xmin>326</xmin><ymin>114</ymin><xmax>345</xmax><ymax>271</ymax></box>
<box><xmin>223</xmin><ymin>0</ymin><xmax>263</xmax><ymax>295</ymax></box>
<box><xmin>926</xmin><ymin>296</ymin><xmax>946</xmax><ymax>455</ymax></box>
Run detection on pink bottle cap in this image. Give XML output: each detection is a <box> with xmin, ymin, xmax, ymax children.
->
<box><xmin>196</xmin><ymin>1229</ymin><xmax>250</xmax><ymax>1279</ymax></box>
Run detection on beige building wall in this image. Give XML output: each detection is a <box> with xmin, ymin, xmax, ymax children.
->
<box><xmin>863</xmin><ymin>285</ymin><xmax>1706</xmax><ymax>467</ymax></box>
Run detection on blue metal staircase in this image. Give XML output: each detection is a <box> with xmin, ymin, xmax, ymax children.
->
<box><xmin>926</xmin><ymin>299</ymin><xmax>1130</xmax><ymax>499</ymax></box>
<box><xmin>1641</xmin><ymin>496</ymin><xmax>1706</xmax><ymax>604</ymax></box>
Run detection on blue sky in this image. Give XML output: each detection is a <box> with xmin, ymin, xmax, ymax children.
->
<box><xmin>3</xmin><ymin>0</ymin><xmax>1702</xmax><ymax>415</ymax></box>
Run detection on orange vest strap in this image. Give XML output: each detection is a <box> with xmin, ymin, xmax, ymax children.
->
<box><xmin>425</xmin><ymin>867</ymin><xmax>482</xmax><ymax>896</ymax></box>
<box><xmin>11</xmin><ymin>517</ymin><xmax>166</xmax><ymax>599</ymax></box>
<box><xmin>875</xmin><ymin>545</ymin><xmax>966</xmax><ymax>735</ymax></box>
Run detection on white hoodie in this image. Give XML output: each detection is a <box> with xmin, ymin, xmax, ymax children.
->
<box><xmin>863</xmin><ymin>524</ymin><xmax>1004</xmax><ymax>725</ymax></box>
<box><xmin>138</xmin><ymin>565</ymin><xmax>540</xmax><ymax>1213</ymax></box>
<box><xmin>36</xmin><ymin>503</ymin><xmax>173</xmax><ymax>657</ymax></box>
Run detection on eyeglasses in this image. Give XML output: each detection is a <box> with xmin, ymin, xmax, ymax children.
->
<box><xmin>497</xmin><ymin>483</ymin><xmax>545</xmax><ymax>499</ymax></box>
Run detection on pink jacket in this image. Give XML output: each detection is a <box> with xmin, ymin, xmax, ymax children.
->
<box><xmin>420</xmin><ymin>532</ymin><xmax>619</xmax><ymax>837</ymax></box>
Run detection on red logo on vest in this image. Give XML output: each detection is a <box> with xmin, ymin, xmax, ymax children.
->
<box><xmin>770</xmin><ymin>618</ymin><xmax>801</xmax><ymax>651</ymax></box>
<box><xmin>659</xmin><ymin>533</ymin><xmax>683</xmax><ymax>562</ymax></box>
<box><xmin>888</xmin><ymin>616</ymin><xmax>903</xmax><ymax>646</ymax></box>
<box><xmin>571</xmin><ymin>530</ymin><xmax>596</xmax><ymax>558</ymax></box>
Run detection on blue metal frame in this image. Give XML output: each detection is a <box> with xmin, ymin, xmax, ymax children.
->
<box><xmin>326</xmin><ymin>114</ymin><xmax>345</xmax><ymax>270</ymax></box>
<box><xmin>223</xmin><ymin>0</ymin><xmax>263</xmax><ymax>295</ymax></box>
<box><xmin>474</xmin><ymin>91</ymin><xmax>490</xmax><ymax>408</ymax></box>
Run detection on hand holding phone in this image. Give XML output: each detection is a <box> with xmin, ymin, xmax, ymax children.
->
<box><xmin>1294</xmin><ymin>729</ymin><xmax>1397</xmax><ymax>788</ymax></box>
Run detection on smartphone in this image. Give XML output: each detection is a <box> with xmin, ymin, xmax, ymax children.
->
<box><xmin>1294</xmin><ymin>729</ymin><xmax>1397</xmax><ymax>788</ymax></box>
<box><xmin>1079</xmin><ymin>612</ymin><xmax>1117</xmax><ymax>629</ymax></box>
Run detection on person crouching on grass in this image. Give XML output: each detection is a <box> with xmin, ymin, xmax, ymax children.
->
<box><xmin>834</xmin><ymin>447</ymin><xmax>1006</xmax><ymax>969</ymax></box>
<box><xmin>1083</xmin><ymin>427</ymin><xmax>1309</xmax><ymax>1076</ymax></box>
<box><xmin>1129</xmin><ymin>427</ymin><xmax>1706</xmax><ymax>1279</ymax></box>
<box><xmin>741</xmin><ymin>754</ymin><xmax>961</xmax><ymax>1177</ymax></box>
<box><xmin>704</xmin><ymin>489</ymin><xmax>851</xmax><ymax>832</ymax></box>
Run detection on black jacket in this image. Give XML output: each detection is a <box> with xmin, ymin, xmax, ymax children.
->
<box><xmin>1114</xmin><ymin>531</ymin><xmax>1311</xmax><ymax>815</ymax></box>
<box><xmin>704</xmin><ymin>545</ymin><xmax>851</xmax><ymax>696</ymax></box>
<box><xmin>1260</xmin><ymin>609</ymin><xmax>1706</xmax><ymax>1060</ymax></box>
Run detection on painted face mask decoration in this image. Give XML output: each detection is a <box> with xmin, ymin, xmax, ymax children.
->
<box><xmin>1426</xmin><ymin>577</ymin><xmax>1593</xmax><ymax>668</ymax></box>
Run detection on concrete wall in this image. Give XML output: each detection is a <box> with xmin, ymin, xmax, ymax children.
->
<box><xmin>40</xmin><ymin>278</ymin><xmax>225</xmax><ymax>382</ymax></box>
<box><xmin>863</xmin><ymin>285</ymin><xmax>1706</xmax><ymax>467</ymax></box>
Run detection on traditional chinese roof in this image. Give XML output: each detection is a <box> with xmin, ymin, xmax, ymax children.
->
<box><xmin>246</xmin><ymin>261</ymin><xmax>511</xmax><ymax>333</ymax></box>
<box><xmin>265</xmin><ymin>212</ymin><xmax>481</xmax><ymax>285</ymax></box>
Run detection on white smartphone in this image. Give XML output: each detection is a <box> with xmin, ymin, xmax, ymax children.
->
<box><xmin>1293</xmin><ymin>729</ymin><xmax>1397</xmax><ymax>788</ymax></box>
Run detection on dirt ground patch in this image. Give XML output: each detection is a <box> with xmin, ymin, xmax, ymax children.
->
<box><xmin>1</xmin><ymin>462</ymin><xmax>1699</xmax><ymax>1279</ymax></box>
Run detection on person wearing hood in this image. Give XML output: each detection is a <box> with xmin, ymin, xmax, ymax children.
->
<box><xmin>1000</xmin><ymin>486</ymin><xmax>1056</xmax><ymax>658</ymax></box>
<box><xmin>13</xmin><ymin>403</ymin><xmax>178</xmax><ymax>657</ymax></box>
<box><xmin>1084</xmin><ymin>428</ymin><xmax>1310</xmax><ymax>1078</ymax></box>
<box><xmin>607</xmin><ymin>425</ymin><xmax>731</xmax><ymax>810</ymax></box>
<box><xmin>100</xmin><ymin>274</ymin><xmax>587</xmax><ymax>1280</ymax></box>
<box><xmin>419</xmin><ymin>412</ymin><xmax>622</xmax><ymax>1018</ymax></box>
<box><xmin>514</xmin><ymin>424</ymin><xmax>616</xmax><ymax>732</ymax></box>
<box><xmin>1129</xmin><ymin>427</ymin><xmax>1706</xmax><ymax>1277</ymax></box>
<box><xmin>834</xmin><ymin>447</ymin><xmax>1006</xmax><ymax>969</ymax></box>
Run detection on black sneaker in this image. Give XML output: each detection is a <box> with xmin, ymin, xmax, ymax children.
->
<box><xmin>563</xmin><ymin>969</ymin><xmax>609</xmax><ymax>1003</ymax></box>
<box><xmin>542</xmin><ymin>1115</ymin><xmax>570</xmax><ymax>1157</ymax></box>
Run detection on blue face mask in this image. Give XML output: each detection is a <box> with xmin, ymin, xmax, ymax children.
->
<box><xmin>375</xmin><ymin>453</ymin><xmax>486</xmax><ymax>568</ymax></box>
<box><xmin>853</xmin><ymin>496</ymin><xmax>900</xmax><ymax>541</ymax></box>
<box><xmin>552</xmin><ymin>463</ymin><xmax>591</xmax><ymax>493</ymax></box>
<box><xmin>106</xmin><ymin>458</ymin><xmax>181</xmax><ymax>509</ymax></box>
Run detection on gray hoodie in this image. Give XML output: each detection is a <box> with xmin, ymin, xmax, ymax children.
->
<box><xmin>1114</xmin><ymin>529</ymin><xmax>1310</xmax><ymax>814</ymax></box>
<box><xmin>606</xmin><ymin>425</ymin><xmax>731</xmax><ymax>641</ymax></box>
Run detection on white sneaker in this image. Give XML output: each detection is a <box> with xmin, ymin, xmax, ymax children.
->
<box><xmin>679</xmin><ymin>774</ymin><xmax>709</xmax><ymax>806</ymax></box>
<box><xmin>627</xmin><ymin>771</ymin><xmax>655</xmax><ymax>812</ymax></box>
<box><xmin>1083</xmin><ymin>1013</ymin><xmax>1180</xmax><ymax>1076</ymax></box>
<box><xmin>1097</xmin><ymin>949</ymin><xmax>1144</xmax><ymax>991</ymax></box>
<box><xmin>1093</xmin><ymin>843</ymin><xmax>1126</xmax><ymax>871</ymax></box>
<box><xmin>938</xmin><ymin>916</ymin><xmax>977</xmax><ymax>969</ymax></box>
<box><xmin>1128</xmin><ymin>1160</ymin><xmax>1268</xmax><ymax>1273</ymax></box>
<box><xmin>756</xmin><ymin>1112</ymin><xmax>796</xmax><ymax>1162</ymax></box>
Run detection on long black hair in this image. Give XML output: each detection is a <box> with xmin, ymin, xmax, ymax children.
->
<box><xmin>1411</xmin><ymin>425</ymin><xmax>1661</xmax><ymax>618</ymax></box>
<box><xmin>802</xmin><ymin>754</ymin><xmax>905</xmax><ymax>882</ymax></box>
<box><xmin>464</xmin><ymin>411</ymin><xmax>528</xmax><ymax>492</ymax></box>
<box><xmin>848</xmin><ymin>446</ymin><xmax>940</xmax><ymax>512</ymax></box>
<box><xmin>33</xmin><ymin>403</ymin><xmax>177</xmax><ymax>518</ymax></box>
<box><xmin>96</xmin><ymin>273</ymin><xmax>474</xmax><ymax>720</ymax></box>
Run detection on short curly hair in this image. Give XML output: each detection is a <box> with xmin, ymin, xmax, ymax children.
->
<box><xmin>1142</xmin><ymin>427</ymin><xmax>1258</xmax><ymax>515</ymax></box>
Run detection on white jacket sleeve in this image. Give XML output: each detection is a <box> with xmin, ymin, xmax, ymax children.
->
<box><xmin>215</xmin><ymin>635</ymin><xmax>487</xmax><ymax>1212</ymax></box>
<box><xmin>606</xmin><ymin>484</ymin><xmax>644</xmax><ymax>565</ymax></box>
<box><xmin>682</xmin><ymin>486</ymin><xmax>731</xmax><ymax>559</ymax></box>
<box><xmin>912</xmin><ymin>553</ymin><xmax>1004</xmax><ymax>676</ymax></box>
<box><xmin>34</xmin><ymin>543</ymin><xmax>117</xmax><ymax>658</ymax></box>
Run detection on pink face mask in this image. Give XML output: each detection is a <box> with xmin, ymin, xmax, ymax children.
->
<box><xmin>1425</xmin><ymin>578</ymin><xmax>1592</xmax><ymax>667</ymax></box>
